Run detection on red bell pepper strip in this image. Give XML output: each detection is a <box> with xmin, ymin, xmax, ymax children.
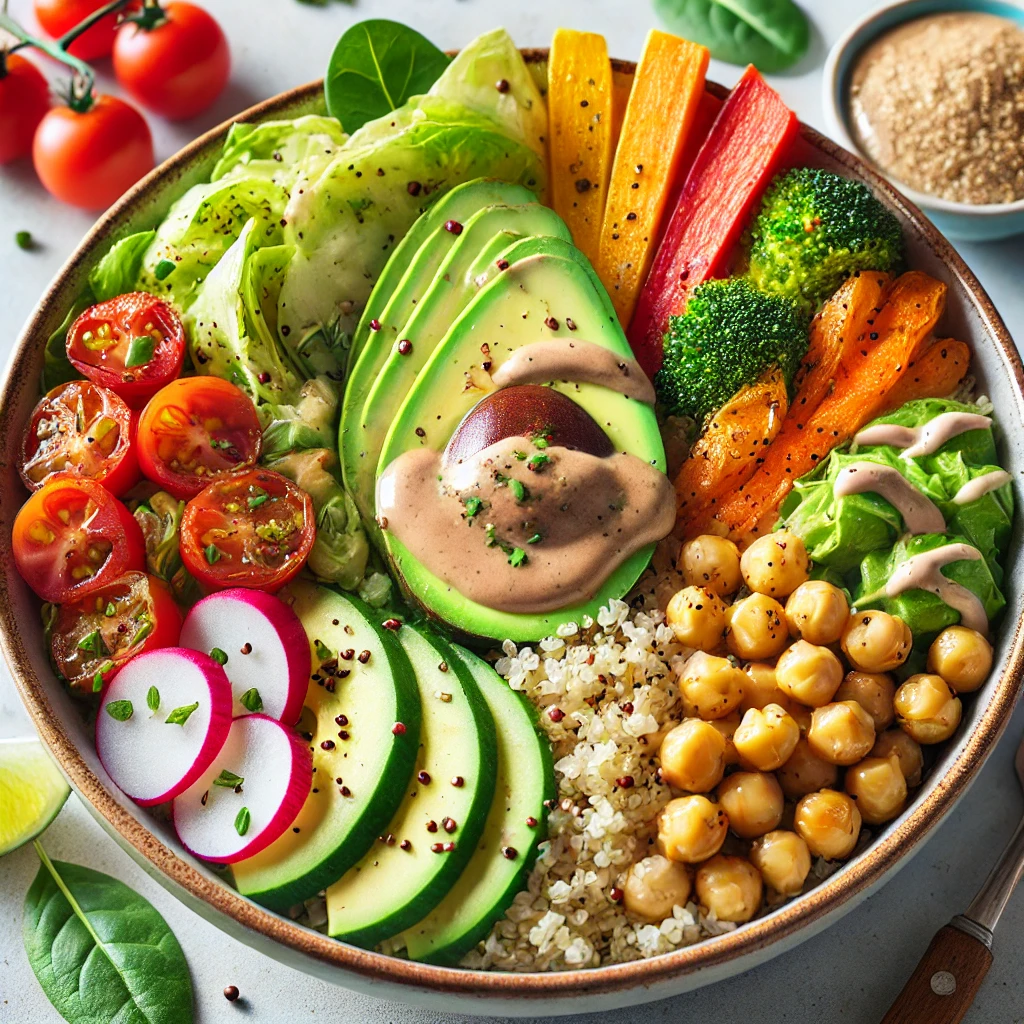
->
<box><xmin>627</xmin><ymin>66</ymin><xmax>798</xmax><ymax>378</ymax></box>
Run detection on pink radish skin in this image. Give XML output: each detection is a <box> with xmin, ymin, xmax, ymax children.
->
<box><xmin>172</xmin><ymin>714</ymin><xmax>311</xmax><ymax>864</ymax></box>
<box><xmin>96</xmin><ymin>648</ymin><xmax>232</xmax><ymax>807</ymax></box>
<box><xmin>179</xmin><ymin>588</ymin><xmax>310</xmax><ymax>725</ymax></box>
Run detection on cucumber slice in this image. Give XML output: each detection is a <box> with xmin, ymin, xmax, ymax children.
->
<box><xmin>403</xmin><ymin>647</ymin><xmax>554</xmax><ymax>964</ymax></box>
<box><xmin>231</xmin><ymin>582</ymin><xmax>421</xmax><ymax>910</ymax></box>
<box><xmin>326</xmin><ymin>625</ymin><xmax>497</xmax><ymax>947</ymax></box>
<box><xmin>0</xmin><ymin>737</ymin><xmax>70</xmax><ymax>855</ymax></box>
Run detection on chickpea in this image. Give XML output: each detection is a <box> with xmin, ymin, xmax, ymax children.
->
<box><xmin>841</xmin><ymin>610</ymin><xmax>913</xmax><ymax>673</ymax></box>
<box><xmin>749</xmin><ymin>830</ymin><xmax>812</xmax><ymax>896</ymax></box>
<box><xmin>775</xmin><ymin>640</ymin><xmax>843</xmax><ymax>707</ymax></box>
<box><xmin>927</xmin><ymin>626</ymin><xmax>993</xmax><ymax>693</ymax></box>
<box><xmin>794</xmin><ymin>790</ymin><xmax>862</xmax><ymax>860</ymax></box>
<box><xmin>622</xmin><ymin>855</ymin><xmax>693</xmax><ymax>921</ymax></box>
<box><xmin>727</xmin><ymin>593</ymin><xmax>789</xmax><ymax>661</ymax></box>
<box><xmin>680</xmin><ymin>652</ymin><xmax>746</xmax><ymax>720</ymax></box>
<box><xmin>894</xmin><ymin>674</ymin><xmax>962</xmax><ymax>744</ymax></box>
<box><xmin>658</xmin><ymin>795</ymin><xmax>729</xmax><ymax>863</ymax></box>
<box><xmin>709</xmin><ymin>713</ymin><xmax>742</xmax><ymax>766</ymax></box>
<box><xmin>740</xmin><ymin>531</ymin><xmax>810</xmax><ymax>598</ymax></box>
<box><xmin>834</xmin><ymin>671</ymin><xmax>896</xmax><ymax>731</ymax></box>
<box><xmin>734</xmin><ymin>703</ymin><xmax>800</xmax><ymax>772</ymax></box>
<box><xmin>787</xmin><ymin>701</ymin><xmax>813</xmax><ymax>735</ymax></box>
<box><xmin>785</xmin><ymin>581</ymin><xmax>850</xmax><ymax>645</ymax></box>
<box><xmin>807</xmin><ymin>701</ymin><xmax>876</xmax><ymax>766</ymax></box>
<box><xmin>739</xmin><ymin>662</ymin><xmax>785</xmax><ymax>713</ymax></box>
<box><xmin>777</xmin><ymin>738</ymin><xmax>839</xmax><ymax>799</ymax></box>
<box><xmin>871</xmin><ymin>729</ymin><xmax>924</xmax><ymax>787</ymax></box>
<box><xmin>659</xmin><ymin>719</ymin><xmax>727</xmax><ymax>792</ymax></box>
<box><xmin>679</xmin><ymin>535</ymin><xmax>742</xmax><ymax>598</ymax></box>
<box><xmin>716</xmin><ymin>771</ymin><xmax>784</xmax><ymax>839</ymax></box>
<box><xmin>666</xmin><ymin>586</ymin><xmax>728</xmax><ymax>652</ymax></box>
<box><xmin>845</xmin><ymin>754</ymin><xmax>907</xmax><ymax>825</ymax></box>
<box><xmin>695</xmin><ymin>855</ymin><xmax>763</xmax><ymax>923</ymax></box>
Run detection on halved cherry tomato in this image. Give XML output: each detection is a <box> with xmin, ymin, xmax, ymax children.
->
<box><xmin>50</xmin><ymin>571</ymin><xmax>182</xmax><ymax>694</ymax></box>
<box><xmin>136</xmin><ymin>377</ymin><xmax>262</xmax><ymax>499</ymax></box>
<box><xmin>0</xmin><ymin>53</ymin><xmax>50</xmax><ymax>165</ymax></box>
<box><xmin>20</xmin><ymin>380</ymin><xmax>140</xmax><ymax>496</ymax></box>
<box><xmin>34</xmin><ymin>0</ymin><xmax>126</xmax><ymax>61</ymax></box>
<box><xmin>67</xmin><ymin>292</ymin><xmax>185</xmax><ymax>407</ymax></box>
<box><xmin>113</xmin><ymin>2</ymin><xmax>230</xmax><ymax>121</ymax></box>
<box><xmin>180</xmin><ymin>469</ymin><xmax>315</xmax><ymax>593</ymax></box>
<box><xmin>13</xmin><ymin>477</ymin><xmax>145</xmax><ymax>603</ymax></box>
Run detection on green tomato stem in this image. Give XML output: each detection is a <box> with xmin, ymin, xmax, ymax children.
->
<box><xmin>55</xmin><ymin>0</ymin><xmax>135</xmax><ymax>50</ymax></box>
<box><xmin>0</xmin><ymin>10</ymin><xmax>95</xmax><ymax>107</ymax></box>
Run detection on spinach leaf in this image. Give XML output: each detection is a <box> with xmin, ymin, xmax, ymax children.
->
<box><xmin>23</xmin><ymin>844</ymin><xmax>194</xmax><ymax>1024</ymax></box>
<box><xmin>42</xmin><ymin>291</ymin><xmax>94</xmax><ymax>393</ymax></box>
<box><xmin>325</xmin><ymin>19</ymin><xmax>450</xmax><ymax>132</ymax></box>
<box><xmin>652</xmin><ymin>0</ymin><xmax>810</xmax><ymax>73</ymax></box>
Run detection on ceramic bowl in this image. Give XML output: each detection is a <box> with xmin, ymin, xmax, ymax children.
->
<box><xmin>822</xmin><ymin>0</ymin><xmax>1024</xmax><ymax>242</ymax></box>
<box><xmin>2</xmin><ymin>54</ymin><xmax>1023</xmax><ymax>1018</ymax></box>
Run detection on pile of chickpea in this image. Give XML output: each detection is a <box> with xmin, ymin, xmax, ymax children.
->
<box><xmin>620</xmin><ymin>531</ymin><xmax>994</xmax><ymax>927</ymax></box>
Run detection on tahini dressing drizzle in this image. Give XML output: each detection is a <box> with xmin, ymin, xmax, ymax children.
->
<box><xmin>952</xmin><ymin>469</ymin><xmax>1011</xmax><ymax>506</ymax></box>
<box><xmin>884</xmin><ymin>542</ymin><xmax>989</xmax><ymax>634</ymax></box>
<box><xmin>854</xmin><ymin>412</ymin><xmax>991</xmax><ymax>459</ymax></box>
<box><xmin>833</xmin><ymin>461</ymin><xmax>945</xmax><ymax>534</ymax></box>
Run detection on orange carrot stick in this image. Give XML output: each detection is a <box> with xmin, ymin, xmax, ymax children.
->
<box><xmin>878</xmin><ymin>337</ymin><xmax>971</xmax><ymax>414</ymax></box>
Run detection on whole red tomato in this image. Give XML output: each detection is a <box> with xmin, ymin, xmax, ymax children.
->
<box><xmin>0</xmin><ymin>54</ymin><xmax>50</xmax><ymax>164</ymax></box>
<box><xmin>33</xmin><ymin>94</ymin><xmax>154</xmax><ymax>210</ymax></box>
<box><xmin>113</xmin><ymin>2</ymin><xmax>229</xmax><ymax>121</ymax></box>
<box><xmin>34</xmin><ymin>0</ymin><xmax>125</xmax><ymax>60</ymax></box>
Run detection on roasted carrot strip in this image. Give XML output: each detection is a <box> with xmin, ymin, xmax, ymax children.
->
<box><xmin>674</xmin><ymin>368</ymin><xmax>788</xmax><ymax>539</ymax></box>
<box><xmin>548</xmin><ymin>30</ymin><xmax>614</xmax><ymax>266</ymax></box>
<box><xmin>710</xmin><ymin>271</ymin><xmax>947</xmax><ymax>539</ymax></box>
<box><xmin>595</xmin><ymin>30</ymin><xmax>709</xmax><ymax>327</ymax></box>
<box><xmin>879</xmin><ymin>337</ymin><xmax>971</xmax><ymax>414</ymax></box>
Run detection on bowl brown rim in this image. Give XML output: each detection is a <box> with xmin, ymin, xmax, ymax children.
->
<box><xmin>3</xmin><ymin>51</ymin><xmax>1023</xmax><ymax>1003</ymax></box>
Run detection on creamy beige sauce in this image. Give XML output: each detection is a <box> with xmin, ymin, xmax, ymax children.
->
<box><xmin>490</xmin><ymin>340</ymin><xmax>656</xmax><ymax>405</ymax></box>
<box><xmin>854</xmin><ymin>412</ymin><xmax>992</xmax><ymax>459</ymax></box>
<box><xmin>884</xmin><ymin>542</ymin><xmax>989</xmax><ymax>634</ymax></box>
<box><xmin>834</xmin><ymin>461</ymin><xmax>945</xmax><ymax>535</ymax></box>
<box><xmin>953</xmin><ymin>469</ymin><xmax>1012</xmax><ymax>506</ymax></box>
<box><xmin>377</xmin><ymin>435</ymin><xmax>675</xmax><ymax>614</ymax></box>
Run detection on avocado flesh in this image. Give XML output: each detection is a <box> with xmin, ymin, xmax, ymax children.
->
<box><xmin>326</xmin><ymin>625</ymin><xmax>497</xmax><ymax>947</ymax></box>
<box><xmin>377</xmin><ymin>238</ymin><xmax>666</xmax><ymax>642</ymax></box>
<box><xmin>402</xmin><ymin>646</ymin><xmax>554</xmax><ymax>964</ymax></box>
<box><xmin>231</xmin><ymin>582</ymin><xmax>421</xmax><ymax>911</ymax></box>
<box><xmin>345</xmin><ymin>203</ymin><xmax>572</xmax><ymax>533</ymax></box>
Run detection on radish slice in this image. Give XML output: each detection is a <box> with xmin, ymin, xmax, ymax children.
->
<box><xmin>96</xmin><ymin>648</ymin><xmax>233</xmax><ymax>807</ymax></box>
<box><xmin>172</xmin><ymin>714</ymin><xmax>311</xmax><ymax>864</ymax></box>
<box><xmin>179</xmin><ymin>588</ymin><xmax>310</xmax><ymax>724</ymax></box>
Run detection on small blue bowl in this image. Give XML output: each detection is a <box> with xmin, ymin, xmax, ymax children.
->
<box><xmin>823</xmin><ymin>0</ymin><xmax>1024</xmax><ymax>241</ymax></box>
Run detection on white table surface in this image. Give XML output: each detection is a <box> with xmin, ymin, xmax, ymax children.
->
<box><xmin>2</xmin><ymin>1</ymin><xmax>1024</xmax><ymax>1021</ymax></box>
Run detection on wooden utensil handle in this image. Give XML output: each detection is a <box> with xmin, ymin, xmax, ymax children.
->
<box><xmin>881</xmin><ymin>921</ymin><xmax>993</xmax><ymax>1024</ymax></box>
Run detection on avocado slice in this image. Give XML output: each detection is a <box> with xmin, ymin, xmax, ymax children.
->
<box><xmin>344</xmin><ymin>201</ymin><xmax>572</xmax><ymax>531</ymax></box>
<box><xmin>326</xmin><ymin>624</ymin><xmax>497</xmax><ymax>947</ymax></box>
<box><xmin>402</xmin><ymin>647</ymin><xmax>554</xmax><ymax>964</ymax></box>
<box><xmin>345</xmin><ymin>178</ymin><xmax>537</xmax><ymax>377</ymax></box>
<box><xmin>231</xmin><ymin>582</ymin><xmax>420</xmax><ymax>911</ymax></box>
<box><xmin>377</xmin><ymin>237</ymin><xmax>666</xmax><ymax>642</ymax></box>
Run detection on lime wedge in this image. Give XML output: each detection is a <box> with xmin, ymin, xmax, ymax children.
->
<box><xmin>0</xmin><ymin>737</ymin><xmax>70</xmax><ymax>855</ymax></box>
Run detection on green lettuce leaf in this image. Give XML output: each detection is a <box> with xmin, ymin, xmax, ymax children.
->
<box><xmin>133</xmin><ymin>492</ymin><xmax>201</xmax><ymax>605</ymax></box>
<box><xmin>262</xmin><ymin>375</ymin><xmax>340</xmax><ymax>459</ymax></box>
<box><xmin>42</xmin><ymin>292</ymin><xmax>93</xmax><ymax>392</ymax></box>
<box><xmin>88</xmin><ymin>230</ymin><xmax>156</xmax><ymax>301</ymax></box>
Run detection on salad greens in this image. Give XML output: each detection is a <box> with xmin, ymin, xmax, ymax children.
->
<box><xmin>89</xmin><ymin>230</ymin><xmax>157</xmax><ymax>302</ymax></box>
<box><xmin>134</xmin><ymin>492</ymin><xmax>201</xmax><ymax>605</ymax></box>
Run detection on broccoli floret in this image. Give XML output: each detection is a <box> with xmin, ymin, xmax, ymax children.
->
<box><xmin>746</xmin><ymin>167</ymin><xmax>903</xmax><ymax>315</ymax></box>
<box><xmin>654</xmin><ymin>277</ymin><xmax>808</xmax><ymax>424</ymax></box>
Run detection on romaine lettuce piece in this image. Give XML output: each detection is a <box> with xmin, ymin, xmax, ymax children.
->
<box><xmin>262</xmin><ymin>376</ymin><xmax>340</xmax><ymax>459</ymax></box>
<box><xmin>89</xmin><ymin>230</ymin><xmax>156</xmax><ymax>301</ymax></box>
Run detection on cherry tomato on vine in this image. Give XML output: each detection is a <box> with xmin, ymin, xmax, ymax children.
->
<box><xmin>50</xmin><ymin>571</ymin><xmax>182</xmax><ymax>694</ymax></box>
<box><xmin>113</xmin><ymin>1</ymin><xmax>229</xmax><ymax>121</ymax></box>
<box><xmin>20</xmin><ymin>380</ymin><xmax>140</xmax><ymax>495</ymax></box>
<box><xmin>180</xmin><ymin>469</ymin><xmax>315</xmax><ymax>593</ymax></box>
<box><xmin>33</xmin><ymin>94</ymin><xmax>154</xmax><ymax>210</ymax></box>
<box><xmin>13</xmin><ymin>477</ymin><xmax>145</xmax><ymax>603</ymax></box>
<box><xmin>66</xmin><ymin>292</ymin><xmax>185</xmax><ymax>406</ymax></box>
<box><xmin>34</xmin><ymin>0</ymin><xmax>125</xmax><ymax>60</ymax></box>
<box><xmin>0</xmin><ymin>53</ymin><xmax>50</xmax><ymax>165</ymax></box>
<box><xmin>136</xmin><ymin>377</ymin><xmax>263</xmax><ymax>499</ymax></box>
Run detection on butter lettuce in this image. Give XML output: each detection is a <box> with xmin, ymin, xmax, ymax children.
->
<box><xmin>262</xmin><ymin>376</ymin><xmax>340</xmax><ymax>459</ymax></box>
<box><xmin>89</xmin><ymin>230</ymin><xmax>156</xmax><ymax>301</ymax></box>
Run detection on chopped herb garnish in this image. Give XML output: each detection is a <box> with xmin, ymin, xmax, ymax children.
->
<box><xmin>527</xmin><ymin>532</ymin><xmax>543</xmax><ymax>544</ymax></box>
<box><xmin>247</xmin><ymin>493</ymin><xmax>269</xmax><ymax>510</ymax></box>
<box><xmin>78</xmin><ymin>630</ymin><xmax>108</xmax><ymax>656</ymax></box>
<box><xmin>508</xmin><ymin>548</ymin><xmax>528</xmax><ymax>568</ymax></box>
<box><xmin>125</xmin><ymin>334</ymin><xmax>155</xmax><ymax>368</ymax></box>
<box><xmin>463</xmin><ymin>496</ymin><xmax>483</xmax><ymax>519</ymax></box>
<box><xmin>239</xmin><ymin>688</ymin><xmax>263</xmax><ymax>713</ymax></box>
<box><xmin>133</xmin><ymin>618</ymin><xmax>154</xmax><ymax>645</ymax></box>
<box><xmin>15</xmin><ymin>231</ymin><xmax>33</xmax><ymax>250</ymax></box>
<box><xmin>528</xmin><ymin>453</ymin><xmax>551</xmax><ymax>470</ymax></box>
<box><xmin>514</xmin><ymin>450</ymin><xmax>528</xmax><ymax>461</ymax></box>
<box><xmin>214</xmin><ymin>769</ymin><xmax>244</xmax><ymax>789</ymax></box>
<box><xmin>146</xmin><ymin>686</ymin><xmax>160</xmax><ymax>712</ymax></box>
<box><xmin>509</xmin><ymin>479</ymin><xmax>528</xmax><ymax>502</ymax></box>
<box><xmin>153</xmin><ymin>259</ymin><xmax>176</xmax><ymax>280</ymax></box>
<box><xmin>104</xmin><ymin>602</ymin><xmax>117</xmax><ymax>617</ymax></box>
<box><xmin>105</xmin><ymin>700</ymin><xmax>133</xmax><ymax>721</ymax></box>
<box><xmin>533</xmin><ymin>436</ymin><xmax>549</xmax><ymax>449</ymax></box>
<box><xmin>484</xmin><ymin>523</ymin><xmax>498</xmax><ymax>548</ymax></box>
<box><xmin>92</xmin><ymin>660</ymin><xmax>114</xmax><ymax>692</ymax></box>
<box><xmin>210</xmin><ymin>647</ymin><xmax>229</xmax><ymax>666</ymax></box>
<box><xmin>166</xmin><ymin>701</ymin><xmax>200</xmax><ymax>726</ymax></box>
<box><xmin>204</xmin><ymin>544</ymin><xmax>222</xmax><ymax>564</ymax></box>
<box><xmin>234</xmin><ymin>806</ymin><xmax>251</xmax><ymax>836</ymax></box>
<box><xmin>314</xmin><ymin>639</ymin><xmax>332</xmax><ymax>661</ymax></box>
<box><xmin>210</xmin><ymin>438</ymin><xmax>231</xmax><ymax>450</ymax></box>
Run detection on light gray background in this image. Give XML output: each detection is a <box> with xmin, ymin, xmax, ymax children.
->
<box><xmin>2</xmin><ymin>1</ymin><xmax>1023</xmax><ymax>1021</ymax></box>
